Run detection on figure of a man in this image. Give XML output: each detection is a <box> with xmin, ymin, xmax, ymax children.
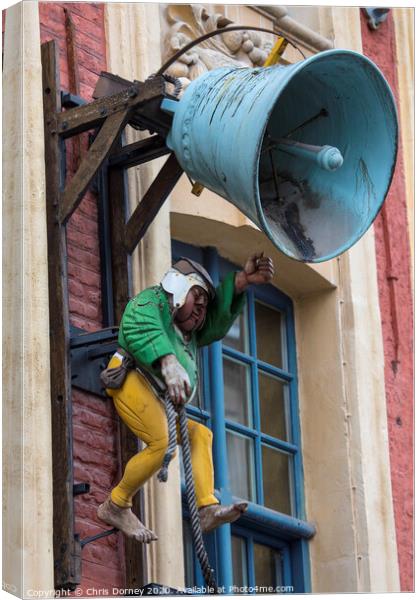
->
<box><xmin>98</xmin><ymin>253</ymin><xmax>274</xmax><ymax>542</ymax></box>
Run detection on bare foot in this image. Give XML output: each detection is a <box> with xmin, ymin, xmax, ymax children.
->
<box><xmin>199</xmin><ymin>502</ymin><xmax>248</xmax><ymax>533</ymax></box>
<box><xmin>97</xmin><ymin>497</ymin><xmax>158</xmax><ymax>543</ymax></box>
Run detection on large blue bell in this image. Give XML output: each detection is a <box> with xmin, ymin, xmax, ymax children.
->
<box><xmin>162</xmin><ymin>49</ymin><xmax>398</xmax><ymax>263</ymax></box>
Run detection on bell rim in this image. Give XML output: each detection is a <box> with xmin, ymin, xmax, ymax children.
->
<box><xmin>253</xmin><ymin>48</ymin><xmax>399</xmax><ymax>263</ymax></box>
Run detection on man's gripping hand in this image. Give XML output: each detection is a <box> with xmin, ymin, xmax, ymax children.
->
<box><xmin>235</xmin><ymin>252</ymin><xmax>274</xmax><ymax>293</ymax></box>
<box><xmin>160</xmin><ymin>354</ymin><xmax>192</xmax><ymax>405</ymax></box>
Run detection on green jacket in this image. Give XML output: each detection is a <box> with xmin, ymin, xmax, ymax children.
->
<box><xmin>118</xmin><ymin>271</ymin><xmax>245</xmax><ymax>390</ymax></box>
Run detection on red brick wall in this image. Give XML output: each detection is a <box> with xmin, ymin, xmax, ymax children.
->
<box><xmin>39</xmin><ymin>3</ymin><xmax>125</xmax><ymax>592</ymax></box>
<box><xmin>360</xmin><ymin>10</ymin><xmax>414</xmax><ymax>592</ymax></box>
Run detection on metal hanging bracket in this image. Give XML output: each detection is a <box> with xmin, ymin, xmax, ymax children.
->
<box><xmin>70</xmin><ymin>326</ymin><xmax>119</xmax><ymax>398</ymax></box>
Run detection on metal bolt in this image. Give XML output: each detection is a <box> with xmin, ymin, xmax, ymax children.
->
<box><xmin>100</xmin><ymin>108</ymin><xmax>107</xmax><ymax>116</ymax></box>
<box><xmin>128</xmin><ymin>86</ymin><xmax>138</xmax><ymax>98</ymax></box>
<box><xmin>61</xmin><ymin>121</ymin><xmax>68</xmax><ymax>130</ymax></box>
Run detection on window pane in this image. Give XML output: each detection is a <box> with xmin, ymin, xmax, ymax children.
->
<box><xmin>254</xmin><ymin>543</ymin><xmax>283</xmax><ymax>590</ymax></box>
<box><xmin>226</xmin><ymin>431</ymin><xmax>256</xmax><ymax>502</ymax></box>
<box><xmin>255</xmin><ymin>301</ymin><xmax>287</xmax><ymax>369</ymax></box>
<box><xmin>223</xmin><ymin>357</ymin><xmax>252</xmax><ymax>426</ymax></box>
<box><xmin>224</xmin><ymin>302</ymin><xmax>248</xmax><ymax>353</ymax></box>
<box><xmin>258</xmin><ymin>372</ymin><xmax>290</xmax><ymax>441</ymax></box>
<box><xmin>231</xmin><ymin>535</ymin><xmax>248</xmax><ymax>588</ymax></box>
<box><xmin>262</xmin><ymin>445</ymin><xmax>293</xmax><ymax>515</ymax></box>
<box><xmin>190</xmin><ymin>351</ymin><xmax>205</xmax><ymax>409</ymax></box>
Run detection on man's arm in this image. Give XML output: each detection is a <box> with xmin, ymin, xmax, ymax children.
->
<box><xmin>196</xmin><ymin>272</ymin><xmax>246</xmax><ymax>347</ymax></box>
<box><xmin>197</xmin><ymin>253</ymin><xmax>274</xmax><ymax>347</ymax></box>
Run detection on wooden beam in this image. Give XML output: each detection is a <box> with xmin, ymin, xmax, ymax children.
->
<box><xmin>55</xmin><ymin>77</ymin><xmax>164</xmax><ymax>138</ymax></box>
<box><xmin>64</xmin><ymin>8</ymin><xmax>80</xmax><ymax>94</ymax></box>
<box><xmin>120</xmin><ymin>432</ymin><xmax>148</xmax><ymax>590</ymax></box>
<box><xmin>108</xmin><ymin>148</ymin><xmax>130</xmax><ymax>322</ymax></box>
<box><xmin>124</xmin><ymin>153</ymin><xmax>184</xmax><ymax>254</ymax></box>
<box><xmin>108</xmin><ymin>135</ymin><xmax>170</xmax><ymax>170</ymax></box>
<box><xmin>59</xmin><ymin>109</ymin><xmax>130</xmax><ymax>225</ymax></box>
<box><xmin>41</xmin><ymin>40</ymin><xmax>78</xmax><ymax>591</ymax></box>
<box><xmin>108</xmin><ymin>149</ymin><xmax>148</xmax><ymax>587</ymax></box>
<box><xmin>64</xmin><ymin>8</ymin><xmax>83</xmax><ymax>172</ymax></box>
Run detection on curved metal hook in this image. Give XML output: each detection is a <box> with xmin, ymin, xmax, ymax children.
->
<box><xmin>157</xmin><ymin>25</ymin><xmax>306</xmax><ymax>76</ymax></box>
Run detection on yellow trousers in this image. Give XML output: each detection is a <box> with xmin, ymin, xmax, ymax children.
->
<box><xmin>106</xmin><ymin>355</ymin><xmax>218</xmax><ymax>509</ymax></box>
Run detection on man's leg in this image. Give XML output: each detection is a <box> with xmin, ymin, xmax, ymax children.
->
<box><xmin>98</xmin><ymin>357</ymin><xmax>168</xmax><ymax>542</ymax></box>
<box><xmin>185</xmin><ymin>420</ymin><xmax>218</xmax><ymax>508</ymax></box>
<box><xmin>183</xmin><ymin>420</ymin><xmax>248</xmax><ymax>533</ymax></box>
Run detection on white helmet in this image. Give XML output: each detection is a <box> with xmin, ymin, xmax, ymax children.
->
<box><xmin>161</xmin><ymin>257</ymin><xmax>215</xmax><ymax>309</ymax></box>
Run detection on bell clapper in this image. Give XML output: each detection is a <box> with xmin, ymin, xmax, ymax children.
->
<box><xmin>265</xmin><ymin>133</ymin><xmax>344</xmax><ymax>172</ymax></box>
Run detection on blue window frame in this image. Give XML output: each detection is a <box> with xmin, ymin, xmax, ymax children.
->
<box><xmin>173</xmin><ymin>241</ymin><xmax>314</xmax><ymax>593</ymax></box>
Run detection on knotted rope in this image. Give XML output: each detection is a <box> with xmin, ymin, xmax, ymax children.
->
<box><xmin>158</xmin><ymin>393</ymin><xmax>218</xmax><ymax>594</ymax></box>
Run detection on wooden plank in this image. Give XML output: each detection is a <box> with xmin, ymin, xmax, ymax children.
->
<box><xmin>124</xmin><ymin>153</ymin><xmax>183</xmax><ymax>255</ymax></box>
<box><xmin>55</xmin><ymin>77</ymin><xmax>164</xmax><ymax>138</ymax></box>
<box><xmin>108</xmin><ymin>135</ymin><xmax>170</xmax><ymax>170</ymax></box>
<box><xmin>64</xmin><ymin>8</ymin><xmax>83</xmax><ymax>172</ymax></box>
<box><xmin>41</xmin><ymin>40</ymin><xmax>78</xmax><ymax>591</ymax></box>
<box><xmin>108</xmin><ymin>146</ymin><xmax>148</xmax><ymax>588</ymax></box>
<box><xmin>108</xmin><ymin>157</ymin><xmax>130</xmax><ymax>323</ymax></box>
<box><xmin>120</xmin><ymin>429</ymin><xmax>148</xmax><ymax>590</ymax></box>
<box><xmin>64</xmin><ymin>8</ymin><xmax>80</xmax><ymax>95</ymax></box>
<box><xmin>59</xmin><ymin>109</ymin><xmax>130</xmax><ymax>225</ymax></box>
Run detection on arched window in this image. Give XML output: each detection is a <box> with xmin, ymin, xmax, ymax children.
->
<box><xmin>173</xmin><ymin>241</ymin><xmax>313</xmax><ymax>593</ymax></box>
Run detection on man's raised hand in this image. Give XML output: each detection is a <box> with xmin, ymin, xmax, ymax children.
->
<box><xmin>235</xmin><ymin>252</ymin><xmax>274</xmax><ymax>293</ymax></box>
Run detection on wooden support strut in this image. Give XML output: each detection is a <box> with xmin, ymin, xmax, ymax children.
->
<box><xmin>59</xmin><ymin>109</ymin><xmax>130</xmax><ymax>224</ymax></box>
<box><xmin>64</xmin><ymin>8</ymin><xmax>80</xmax><ymax>94</ymax></box>
<box><xmin>64</xmin><ymin>8</ymin><xmax>83</xmax><ymax>172</ymax></box>
<box><xmin>108</xmin><ymin>134</ymin><xmax>170</xmax><ymax>170</ymax></box>
<box><xmin>54</xmin><ymin>77</ymin><xmax>164</xmax><ymax>138</ymax></box>
<box><xmin>124</xmin><ymin>152</ymin><xmax>184</xmax><ymax>254</ymax></box>
<box><xmin>42</xmin><ymin>40</ymin><xmax>79</xmax><ymax>591</ymax></box>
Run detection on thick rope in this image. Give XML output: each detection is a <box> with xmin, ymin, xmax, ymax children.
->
<box><xmin>157</xmin><ymin>396</ymin><xmax>177</xmax><ymax>482</ymax></box>
<box><xmin>177</xmin><ymin>403</ymin><xmax>218</xmax><ymax>593</ymax></box>
<box><xmin>158</xmin><ymin>393</ymin><xmax>218</xmax><ymax>593</ymax></box>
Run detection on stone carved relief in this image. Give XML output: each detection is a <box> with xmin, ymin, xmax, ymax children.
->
<box><xmin>162</xmin><ymin>4</ymin><xmax>272</xmax><ymax>88</ymax></box>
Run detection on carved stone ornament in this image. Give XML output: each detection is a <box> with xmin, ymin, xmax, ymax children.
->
<box><xmin>162</xmin><ymin>4</ymin><xmax>272</xmax><ymax>89</ymax></box>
